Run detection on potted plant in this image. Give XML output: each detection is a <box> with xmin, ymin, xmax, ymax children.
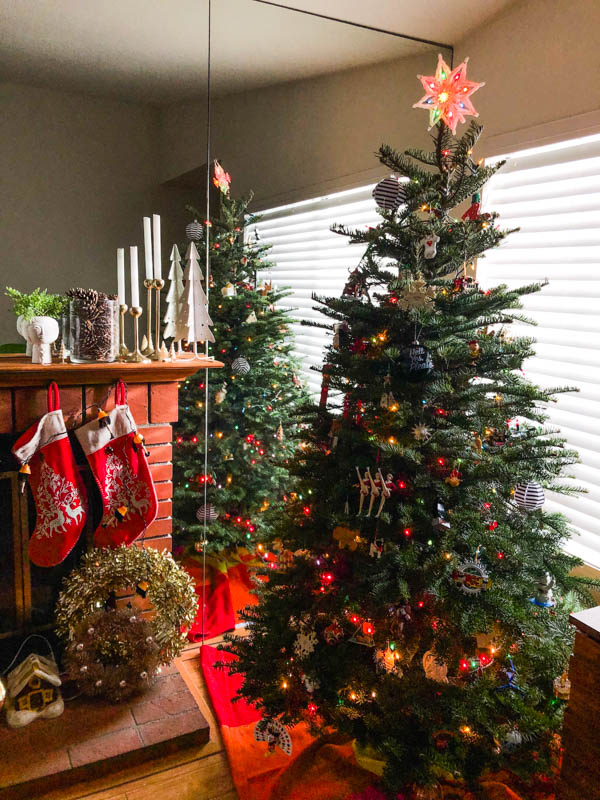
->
<box><xmin>5</xmin><ymin>288</ymin><xmax>68</xmax><ymax>364</ymax></box>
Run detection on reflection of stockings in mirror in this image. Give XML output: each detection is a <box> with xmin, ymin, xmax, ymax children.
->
<box><xmin>12</xmin><ymin>382</ymin><xmax>87</xmax><ymax>567</ymax></box>
<box><xmin>76</xmin><ymin>380</ymin><xmax>157</xmax><ymax>548</ymax></box>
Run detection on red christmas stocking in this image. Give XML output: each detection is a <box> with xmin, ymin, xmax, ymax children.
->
<box><xmin>75</xmin><ymin>380</ymin><xmax>157</xmax><ymax>548</ymax></box>
<box><xmin>12</xmin><ymin>382</ymin><xmax>87</xmax><ymax>567</ymax></box>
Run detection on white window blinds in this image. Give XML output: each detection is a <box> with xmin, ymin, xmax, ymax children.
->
<box><xmin>253</xmin><ymin>185</ymin><xmax>379</xmax><ymax>397</ymax></box>
<box><xmin>482</xmin><ymin>133</ymin><xmax>600</xmax><ymax>568</ymax></box>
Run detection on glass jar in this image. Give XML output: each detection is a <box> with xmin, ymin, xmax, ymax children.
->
<box><xmin>69</xmin><ymin>296</ymin><xmax>118</xmax><ymax>363</ymax></box>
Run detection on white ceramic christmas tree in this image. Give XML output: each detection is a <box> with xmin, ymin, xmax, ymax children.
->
<box><xmin>164</xmin><ymin>244</ymin><xmax>187</xmax><ymax>354</ymax></box>
<box><xmin>182</xmin><ymin>241</ymin><xmax>215</xmax><ymax>357</ymax></box>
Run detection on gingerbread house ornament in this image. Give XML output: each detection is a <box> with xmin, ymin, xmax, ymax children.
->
<box><xmin>5</xmin><ymin>653</ymin><xmax>64</xmax><ymax>728</ymax></box>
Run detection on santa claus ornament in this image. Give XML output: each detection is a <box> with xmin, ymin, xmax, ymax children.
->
<box><xmin>75</xmin><ymin>380</ymin><xmax>157</xmax><ymax>548</ymax></box>
<box><xmin>12</xmin><ymin>382</ymin><xmax>87</xmax><ymax>567</ymax></box>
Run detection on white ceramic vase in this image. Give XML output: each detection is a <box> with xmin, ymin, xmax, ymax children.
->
<box><xmin>24</xmin><ymin>316</ymin><xmax>59</xmax><ymax>365</ymax></box>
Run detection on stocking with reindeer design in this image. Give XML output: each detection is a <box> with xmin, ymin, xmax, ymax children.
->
<box><xmin>75</xmin><ymin>380</ymin><xmax>157</xmax><ymax>548</ymax></box>
<box><xmin>12</xmin><ymin>382</ymin><xmax>87</xmax><ymax>567</ymax></box>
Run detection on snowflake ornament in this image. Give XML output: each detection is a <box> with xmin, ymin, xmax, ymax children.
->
<box><xmin>412</xmin><ymin>423</ymin><xmax>431</xmax><ymax>441</ymax></box>
<box><xmin>293</xmin><ymin>630</ymin><xmax>318</xmax><ymax>657</ymax></box>
<box><xmin>413</xmin><ymin>55</ymin><xmax>484</xmax><ymax>134</ymax></box>
<box><xmin>398</xmin><ymin>278</ymin><xmax>436</xmax><ymax>311</ymax></box>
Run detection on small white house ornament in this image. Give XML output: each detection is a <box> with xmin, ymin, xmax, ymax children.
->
<box><xmin>5</xmin><ymin>653</ymin><xmax>64</xmax><ymax>728</ymax></box>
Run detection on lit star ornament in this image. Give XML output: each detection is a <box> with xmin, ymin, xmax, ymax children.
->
<box><xmin>413</xmin><ymin>55</ymin><xmax>484</xmax><ymax>134</ymax></box>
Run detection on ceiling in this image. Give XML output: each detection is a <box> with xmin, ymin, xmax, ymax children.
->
<box><xmin>0</xmin><ymin>0</ymin><xmax>515</xmax><ymax>104</ymax></box>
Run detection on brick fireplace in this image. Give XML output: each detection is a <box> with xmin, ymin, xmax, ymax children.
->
<box><xmin>0</xmin><ymin>355</ymin><xmax>221</xmax><ymax>645</ymax></box>
<box><xmin>0</xmin><ymin>356</ymin><xmax>221</xmax><ymax>799</ymax></box>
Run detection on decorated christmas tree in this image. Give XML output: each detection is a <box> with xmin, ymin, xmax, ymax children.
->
<box><xmin>173</xmin><ymin>176</ymin><xmax>309</xmax><ymax>553</ymax></box>
<box><xmin>224</xmin><ymin>57</ymin><xmax>598</xmax><ymax>794</ymax></box>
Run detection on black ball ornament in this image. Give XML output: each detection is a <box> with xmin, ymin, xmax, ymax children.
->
<box><xmin>405</xmin><ymin>341</ymin><xmax>433</xmax><ymax>374</ymax></box>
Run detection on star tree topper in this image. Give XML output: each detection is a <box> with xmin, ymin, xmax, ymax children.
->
<box><xmin>413</xmin><ymin>54</ymin><xmax>484</xmax><ymax>134</ymax></box>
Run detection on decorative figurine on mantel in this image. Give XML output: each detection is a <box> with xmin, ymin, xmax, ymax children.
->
<box><xmin>163</xmin><ymin>244</ymin><xmax>187</xmax><ymax>355</ymax></box>
<box><xmin>181</xmin><ymin>242</ymin><xmax>215</xmax><ymax>358</ymax></box>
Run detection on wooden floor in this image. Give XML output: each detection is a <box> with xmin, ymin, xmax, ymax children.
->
<box><xmin>34</xmin><ymin>641</ymin><xmax>237</xmax><ymax>800</ymax></box>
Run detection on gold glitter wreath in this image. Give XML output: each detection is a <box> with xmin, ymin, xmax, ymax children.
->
<box><xmin>55</xmin><ymin>546</ymin><xmax>198</xmax><ymax>664</ymax></box>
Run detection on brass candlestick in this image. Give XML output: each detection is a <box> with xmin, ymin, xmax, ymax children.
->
<box><xmin>119</xmin><ymin>303</ymin><xmax>129</xmax><ymax>360</ymax></box>
<box><xmin>128</xmin><ymin>306</ymin><xmax>150</xmax><ymax>363</ymax></box>
<box><xmin>142</xmin><ymin>279</ymin><xmax>154</xmax><ymax>356</ymax></box>
<box><xmin>151</xmin><ymin>278</ymin><xmax>165</xmax><ymax>361</ymax></box>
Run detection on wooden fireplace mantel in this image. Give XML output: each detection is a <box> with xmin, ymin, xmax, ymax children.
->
<box><xmin>0</xmin><ymin>354</ymin><xmax>223</xmax><ymax>387</ymax></box>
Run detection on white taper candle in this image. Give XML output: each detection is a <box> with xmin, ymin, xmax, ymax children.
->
<box><xmin>152</xmin><ymin>213</ymin><xmax>162</xmax><ymax>280</ymax></box>
<box><xmin>130</xmin><ymin>246</ymin><xmax>140</xmax><ymax>307</ymax></box>
<box><xmin>143</xmin><ymin>217</ymin><xmax>153</xmax><ymax>280</ymax></box>
<box><xmin>117</xmin><ymin>248</ymin><xmax>125</xmax><ymax>305</ymax></box>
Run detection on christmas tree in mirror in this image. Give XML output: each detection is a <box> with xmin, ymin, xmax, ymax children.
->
<box><xmin>223</xmin><ymin>56</ymin><xmax>599</xmax><ymax>794</ymax></box>
<box><xmin>173</xmin><ymin>166</ymin><xmax>311</xmax><ymax>554</ymax></box>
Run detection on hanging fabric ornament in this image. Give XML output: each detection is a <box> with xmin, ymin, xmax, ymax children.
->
<box><xmin>215</xmin><ymin>383</ymin><xmax>228</xmax><ymax>404</ymax></box>
<box><xmin>452</xmin><ymin>559</ymin><xmax>490</xmax><ymax>595</ymax></box>
<box><xmin>186</xmin><ymin>219</ymin><xmax>203</xmax><ymax>241</ymax></box>
<box><xmin>514</xmin><ymin>481</ymin><xmax>545</xmax><ymax>511</ymax></box>
<box><xmin>221</xmin><ymin>282</ymin><xmax>237</xmax><ymax>297</ymax></box>
<box><xmin>372</xmin><ymin>176</ymin><xmax>405</xmax><ymax>212</ymax></box>
<box><xmin>254</xmin><ymin>719</ymin><xmax>292</xmax><ymax>756</ymax></box>
<box><xmin>398</xmin><ymin>277</ymin><xmax>436</xmax><ymax>311</ymax></box>
<box><xmin>232</xmin><ymin>357</ymin><xmax>250</xmax><ymax>375</ymax></box>
<box><xmin>196</xmin><ymin>504</ymin><xmax>218</xmax><ymax>523</ymax></box>
<box><xmin>245</xmin><ymin>311</ymin><xmax>258</xmax><ymax>324</ymax></box>
<box><xmin>276</xmin><ymin>422</ymin><xmax>284</xmax><ymax>441</ymax></box>
<box><xmin>12</xmin><ymin>382</ymin><xmax>87</xmax><ymax>567</ymax></box>
<box><xmin>420</xmin><ymin>234</ymin><xmax>440</xmax><ymax>259</ymax></box>
<box><xmin>406</xmin><ymin>341</ymin><xmax>433</xmax><ymax>374</ymax></box>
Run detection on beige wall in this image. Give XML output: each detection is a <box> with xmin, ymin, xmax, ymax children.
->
<box><xmin>160</xmin><ymin>0</ymin><xmax>600</xmax><ymax>207</ymax></box>
<box><xmin>160</xmin><ymin>51</ymin><xmax>439</xmax><ymax>210</ymax></box>
<box><xmin>457</xmin><ymin>0</ymin><xmax>600</xmax><ymax>155</ymax></box>
<box><xmin>0</xmin><ymin>82</ymin><xmax>194</xmax><ymax>344</ymax></box>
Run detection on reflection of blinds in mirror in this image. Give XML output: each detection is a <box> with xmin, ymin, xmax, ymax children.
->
<box><xmin>253</xmin><ymin>185</ymin><xmax>378</xmax><ymax>397</ymax></box>
<box><xmin>481</xmin><ymin>133</ymin><xmax>600</xmax><ymax>568</ymax></box>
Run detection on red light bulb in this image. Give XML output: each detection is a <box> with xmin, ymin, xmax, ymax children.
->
<box><xmin>459</xmin><ymin>659</ymin><xmax>470</xmax><ymax>671</ymax></box>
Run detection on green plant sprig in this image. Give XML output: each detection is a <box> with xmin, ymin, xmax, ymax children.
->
<box><xmin>5</xmin><ymin>287</ymin><xmax>68</xmax><ymax>321</ymax></box>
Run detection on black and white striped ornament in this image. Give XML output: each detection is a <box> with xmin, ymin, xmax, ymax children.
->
<box><xmin>514</xmin><ymin>481</ymin><xmax>545</xmax><ymax>511</ymax></box>
<box><xmin>232</xmin><ymin>356</ymin><xmax>250</xmax><ymax>375</ymax></box>
<box><xmin>196</xmin><ymin>504</ymin><xmax>218</xmax><ymax>523</ymax></box>
<box><xmin>372</xmin><ymin>177</ymin><xmax>404</xmax><ymax>212</ymax></box>
<box><xmin>186</xmin><ymin>219</ymin><xmax>203</xmax><ymax>241</ymax></box>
